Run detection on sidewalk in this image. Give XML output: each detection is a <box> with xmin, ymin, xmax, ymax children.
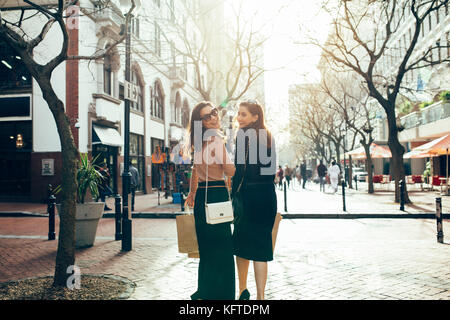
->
<box><xmin>0</xmin><ymin>182</ymin><xmax>448</xmax><ymax>218</ymax></box>
<box><xmin>1</xmin><ymin>217</ymin><xmax>449</xmax><ymax>299</ymax></box>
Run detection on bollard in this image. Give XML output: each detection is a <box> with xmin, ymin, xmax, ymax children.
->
<box><xmin>48</xmin><ymin>194</ymin><xmax>56</xmax><ymax>241</ymax></box>
<box><xmin>180</xmin><ymin>181</ymin><xmax>185</xmax><ymax>212</ymax></box>
<box><xmin>115</xmin><ymin>195</ymin><xmax>122</xmax><ymax>240</ymax></box>
<box><xmin>436</xmin><ymin>197</ymin><xmax>444</xmax><ymax>243</ymax></box>
<box><xmin>284</xmin><ymin>181</ymin><xmax>287</xmax><ymax>212</ymax></box>
<box><xmin>342</xmin><ymin>180</ymin><xmax>346</xmax><ymax>212</ymax></box>
<box><xmin>354</xmin><ymin>176</ymin><xmax>358</xmax><ymax>191</ymax></box>
<box><xmin>400</xmin><ymin>179</ymin><xmax>405</xmax><ymax>211</ymax></box>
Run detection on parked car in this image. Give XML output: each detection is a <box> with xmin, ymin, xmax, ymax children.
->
<box><xmin>352</xmin><ymin>167</ymin><xmax>368</xmax><ymax>182</ymax></box>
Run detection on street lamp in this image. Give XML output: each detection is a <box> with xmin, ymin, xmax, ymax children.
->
<box><xmin>119</xmin><ymin>0</ymin><xmax>141</xmax><ymax>252</ymax></box>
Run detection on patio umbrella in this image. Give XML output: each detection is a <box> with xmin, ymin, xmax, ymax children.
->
<box><xmin>403</xmin><ymin>149</ymin><xmax>434</xmax><ymax>159</ymax></box>
<box><xmin>345</xmin><ymin>143</ymin><xmax>392</xmax><ymax>159</ymax></box>
<box><xmin>411</xmin><ymin>134</ymin><xmax>450</xmax><ymax>191</ymax></box>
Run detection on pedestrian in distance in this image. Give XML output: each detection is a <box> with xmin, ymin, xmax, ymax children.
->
<box><xmin>316</xmin><ymin>160</ymin><xmax>327</xmax><ymax>193</ymax></box>
<box><xmin>284</xmin><ymin>164</ymin><xmax>292</xmax><ymax>189</ymax></box>
<box><xmin>276</xmin><ymin>165</ymin><xmax>283</xmax><ymax>190</ymax></box>
<box><xmin>329</xmin><ymin>160</ymin><xmax>341</xmax><ymax>193</ymax></box>
<box><xmin>294</xmin><ymin>165</ymin><xmax>300</xmax><ymax>188</ymax></box>
<box><xmin>129</xmin><ymin>162</ymin><xmax>140</xmax><ymax>211</ymax></box>
<box><xmin>232</xmin><ymin>99</ymin><xmax>277</xmax><ymax>301</ymax></box>
<box><xmin>96</xmin><ymin>162</ymin><xmax>113</xmax><ymax>210</ymax></box>
<box><xmin>184</xmin><ymin>101</ymin><xmax>236</xmax><ymax>300</ymax></box>
<box><xmin>300</xmin><ymin>160</ymin><xmax>307</xmax><ymax>189</ymax></box>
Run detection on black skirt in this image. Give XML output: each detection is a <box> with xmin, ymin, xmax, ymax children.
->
<box><xmin>193</xmin><ymin>180</ymin><xmax>235</xmax><ymax>300</ymax></box>
<box><xmin>233</xmin><ymin>182</ymin><xmax>277</xmax><ymax>262</ymax></box>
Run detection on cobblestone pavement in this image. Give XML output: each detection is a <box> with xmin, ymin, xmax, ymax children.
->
<box><xmin>1</xmin><ymin>216</ymin><xmax>449</xmax><ymax>300</ymax></box>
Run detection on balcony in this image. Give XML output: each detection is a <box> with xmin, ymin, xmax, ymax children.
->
<box><xmin>399</xmin><ymin>101</ymin><xmax>450</xmax><ymax>142</ymax></box>
<box><xmin>92</xmin><ymin>2</ymin><xmax>124</xmax><ymax>29</ymax></box>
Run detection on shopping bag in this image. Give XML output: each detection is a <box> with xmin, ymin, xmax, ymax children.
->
<box><xmin>176</xmin><ymin>207</ymin><xmax>198</xmax><ymax>254</ymax></box>
<box><xmin>272</xmin><ymin>212</ymin><xmax>282</xmax><ymax>252</ymax></box>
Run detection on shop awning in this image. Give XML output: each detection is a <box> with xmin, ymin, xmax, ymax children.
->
<box><xmin>345</xmin><ymin>143</ymin><xmax>392</xmax><ymax>159</ymax></box>
<box><xmin>92</xmin><ymin>125</ymin><xmax>123</xmax><ymax>147</ymax></box>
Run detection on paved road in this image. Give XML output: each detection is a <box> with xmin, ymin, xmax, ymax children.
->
<box><xmin>1</xmin><ymin>216</ymin><xmax>449</xmax><ymax>300</ymax></box>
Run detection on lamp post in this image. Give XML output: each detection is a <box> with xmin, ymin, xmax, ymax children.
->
<box><xmin>119</xmin><ymin>0</ymin><xmax>141</xmax><ymax>252</ymax></box>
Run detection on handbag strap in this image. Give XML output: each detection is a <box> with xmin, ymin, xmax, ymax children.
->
<box><xmin>235</xmin><ymin>140</ymin><xmax>249</xmax><ymax>194</ymax></box>
<box><xmin>205</xmin><ymin>138</ymin><xmax>232</xmax><ymax>204</ymax></box>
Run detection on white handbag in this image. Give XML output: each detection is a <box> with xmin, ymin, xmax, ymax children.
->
<box><xmin>204</xmin><ymin>138</ymin><xmax>234</xmax><ymax>225</ymax></box>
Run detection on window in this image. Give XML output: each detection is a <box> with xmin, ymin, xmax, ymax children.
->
<box><xmin>131</xmin><ymin>17</ymin><xmax>140</xmax><ymax>38</ymax></box>
<box><xmin>130</xmin><ymin>70</ymin><xmax>143</xmax><ymax>112</ymax></box>
<box><xmin>0</xmin><ymin>40</ymin><xmax>32</xmax><ymax>93</ymax></box>
<box><xmin>151</xmin><ymin>81</ymin><xmax>164</xmax><ymax>120</ymax></box>
<box><xmin>169</xmin><ymin>0</ymin><xmax>175</xmax><ymax>22</ymax></box>
<box><xmin>182</xmin><ymin>99</ymin><xmax>190</xmax><ymax>128</ymax></box>
<box><xmin>155</xmin><ymin>22</ymin><xmax>161</xmax><ymax>57</ymax></box>
<box><xmin>130</xmin><ymin>133</ymin><xmax>145</xmax><ymax>192</ymax></box>
<box><xmin>103</xmin><ymin>54</ymin><xmax>112</xmax><ymax>95</ymax></box>
<box><xmin>173</xmin><ymin>92</ymin><xmax>181</xmax><ymax>124</ymax></box>
<box><xmin>447</xmin><ymin>32</ymin><xmax>450</xmax><ymax>58</ymax></box>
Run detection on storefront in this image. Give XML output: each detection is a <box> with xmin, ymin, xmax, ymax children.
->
<box><xmin>0</xmin><ymin>39</ymin><xmax>33</xmax><ymax>201</ymax></box>
<box><xmin>92</xmin><ymin>124</ymin><xmax>123</xmax><ymax>195</ymax></box>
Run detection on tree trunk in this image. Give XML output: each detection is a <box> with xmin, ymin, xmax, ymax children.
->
<box><xmin>385</xmin><ymin>107</ymin><xmax>411</xmax><ymax>204</ymax></box>
<box><xmin>363</xmin><ymin>144</ymin><xmax>375</xmax><ymax>194</ymax></box>
<box><xmin>37</xmin><ymin>77</ymin><xmax>79</xmax><ymax>287</ymax></box>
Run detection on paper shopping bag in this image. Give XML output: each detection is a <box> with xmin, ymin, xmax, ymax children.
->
<box><xmin>176</xmin><ymin>214</ymin><xmax>198</xmax><ymax>254</ymax></box>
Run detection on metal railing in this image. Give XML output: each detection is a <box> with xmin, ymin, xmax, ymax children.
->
<box><xmin>400</xmin><ymin>100</ymin><xmax>450</xmax><ymax>129</ymax></box>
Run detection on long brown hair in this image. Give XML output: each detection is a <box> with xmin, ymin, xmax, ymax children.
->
<box><xmin>239</xmin><ymin>100</ymin><xmax>273</xmax><ymax>148</ymax></box>
<box><xmin>186</xmin><ymin>101</ymin><xmax>216</xmax><ymax>154</ymax></box>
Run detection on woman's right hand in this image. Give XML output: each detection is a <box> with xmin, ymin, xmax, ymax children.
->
<box><xmin>185</xmin><ymin>192</ymin><xmax>195</xmax><ymax>208</ymax></box>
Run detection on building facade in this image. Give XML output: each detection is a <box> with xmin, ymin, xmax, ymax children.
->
<box><xmin>0</xmin><ymin>0</ymin><xmax>224</xmax><ymax>202</ymax></box>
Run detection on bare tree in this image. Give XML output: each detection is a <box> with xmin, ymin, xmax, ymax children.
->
<box><xmin>0</xmin><ymin>0</ymin><xmax>135</xmax><ymax>287</ymax></box>
<box><xmin>161</xmin><ymin>0</ymin><xmax>267</xmax><ymax>106</ymax></box>
<box><xmin>321</xmin><ymin>74</ymin><xmax>376</xmax><ymax>193</ymax></box>
<box><xmin>289</xmin><ymin>85</ymin><xmax>346</xmax><ymax>164</ymax></box>
<box><xmin>308</xmin><ymin>0</ymin><xmax>449</xmax><ymax>203</ymax></box>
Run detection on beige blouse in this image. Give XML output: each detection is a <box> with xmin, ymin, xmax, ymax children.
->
<box><xmin>189</xmin><ymin>135</ymin><xmax>235</xmax><ymax>195</ymax></box>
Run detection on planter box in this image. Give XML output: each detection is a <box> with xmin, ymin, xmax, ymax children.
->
<box><xmin>57</xmin><ymin>202</ymin><xmax>105</xmax><ymax>248</ymax></box>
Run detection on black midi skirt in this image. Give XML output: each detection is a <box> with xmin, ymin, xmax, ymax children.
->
<box><xmin>233</xmin><ymin>182</ymin><xmax>277</xmax><ymax>262</ymax></box>
<box><xmin>193</xmin><ymin>180</ymin><xmax>235</xmax><ymax>300</ymax></box>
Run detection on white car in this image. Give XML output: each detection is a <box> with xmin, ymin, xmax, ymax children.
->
<box><xmin>352</xmin><ymin>167</ymin><xmax>368</xmax><ymax>182</ymax></box>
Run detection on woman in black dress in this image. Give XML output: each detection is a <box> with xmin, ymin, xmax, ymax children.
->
<box><xmin>185</xmin><ymin>101</ymin><xmax>236</xmax><ymax>300</ymax></box>
<box><xmin>232</xmin><ymin>100</ymin><xmax>277</xmax><ymax>300</ymax></box>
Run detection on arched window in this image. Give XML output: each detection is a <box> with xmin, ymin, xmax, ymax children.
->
<box><xmin>101</xmin><ymin>42</ymin><xmax>120</xmax><ymax>97</ymax></box>
<box><xmin>173</xmin><ymin>92</ymin><xmax>181</xmax><ymax>124</ymax></box>
<box><xmin>182</xmin><ymin>99</ymin><xmax>190</xmax><ymax>128</ymax></box>
<box><xmin>103</xmin><ymin>53</ymin><xmax>112</xmax><ymax>95</ymax></box>
<box><xmin>151</xmin><ymin>80</ymin><xmax>164</xmax><ymax>120</ymax></box>
<box><xmin>131</xmin><ymin>69</ymin><xmax>144</xmax><ymax>112</ymax></box>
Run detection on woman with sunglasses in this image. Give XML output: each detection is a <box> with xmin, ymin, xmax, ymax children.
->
<box><xmin>232</xmin><ymin>100</ymin><xmax>277</xmax><ymax>300</ymax></box>
<box><xmin>185</xmin><ymin>101</ymin><xmax>236</xmax><ymax>300</ymax></box>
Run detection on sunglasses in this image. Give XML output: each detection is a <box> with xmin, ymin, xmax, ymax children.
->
<box><xmin>244</xmin><ymin>99</ymin><xmax>258</xmax><ymax>105</ymax></box>
<box><xmin>200</xmin><ymin>108</ymin><xmax>219</xmax><ymax>122</ymax></box>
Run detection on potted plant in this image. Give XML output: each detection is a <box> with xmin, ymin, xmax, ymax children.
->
<box><xmin>57</xmin><ymin>153</ymin><xmax>105</xmax><ymax>248</ymax></box>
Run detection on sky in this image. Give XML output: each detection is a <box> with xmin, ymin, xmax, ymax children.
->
<box><xmin>227</xmin><ymin>0</ymin><xmax>333</xmax><ymax>145</ymax></box>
